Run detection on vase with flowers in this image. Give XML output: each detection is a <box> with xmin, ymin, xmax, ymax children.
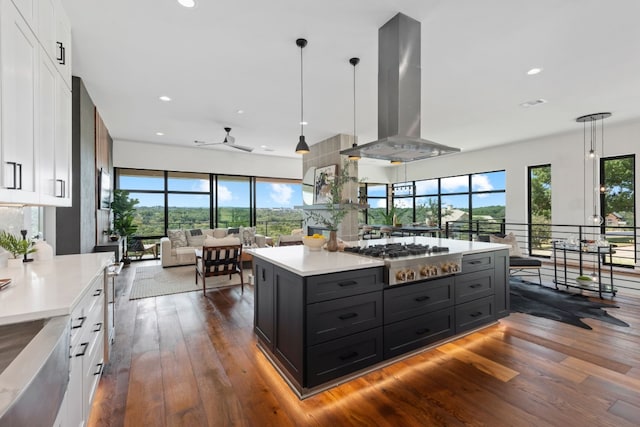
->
<box><xmin>305</xmin><ymin>162</ymin><xmax>359</xmax><ymax>252</ymax></box>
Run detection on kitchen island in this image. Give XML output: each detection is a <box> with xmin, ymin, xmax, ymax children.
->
<box><xmin>249</xmin><ymin>236</ymin><xmax>509</xmax><ymax>398</ymax></box>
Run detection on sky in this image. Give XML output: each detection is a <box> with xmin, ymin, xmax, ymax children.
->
<box><xmin>119</xmin><ymin>171</ymin><xmax>504</xmax><ymax>209</ymax></box>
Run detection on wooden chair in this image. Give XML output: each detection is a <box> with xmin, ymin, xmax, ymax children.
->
<box><xmin>195</xmin><ymin>244</ymin><xmax>244</xmax><ymax>294</ymax></box>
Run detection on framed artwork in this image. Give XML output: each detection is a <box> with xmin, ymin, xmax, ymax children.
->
<box><xmin>314</xmin><ymin>164</ymin><xmax>336</xmax><ymax>204</ymax></box>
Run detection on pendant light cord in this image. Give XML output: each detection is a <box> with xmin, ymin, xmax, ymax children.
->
<box><xmin>353</xmin><ymin>62</ymin><xmax>356</xmax><ymax>141</ymax></box>
<box><xmin>300</xmin><ymin>44</ymin><xmax>304</xmax><ymax>137</ymax></box>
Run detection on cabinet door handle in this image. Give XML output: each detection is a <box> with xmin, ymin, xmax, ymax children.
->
<box><xmin>93</xmin><ymin>288</ymin><xmax>102</xmax><ymax>296</ymax></box>
<box><xmin>414</xmin><ymin>295</ymin><xmax>431</xmax><ymax>302</ymax></box>
<box><xmin>71</xmin><ymin>316</ymin><xmax>86</xmax><ymax>329</ymax></box>
<box><xmin>338</xmin><ymin>280</ymin><xmax>357</xmax><ymax>287</ymax></box>
<box><xmin>469</xmin><ymin>283</ymin><xmax>483</xmax><ymax>289</ymax></box>
<box><xmin>93</xmin><ymin>322</ymin><xmax>102</xmax><ymax>332</ymax></box>
<box><xmin>261</xmin><ymin>268</ymin><xmax>266</xmax><ymax>282</ymax></box>
<box><xmin>75</xmin><ymin>342</ymin><xmax>89</xmax><ymax>357</ymax></box>
<box><xmin>415</xmin><ymin>328</ymin><xmax>431</xmax><ymax>335</ymax></box>
<box><xmin>339</xmin><ymin>351</ymin><xmax>359</xmax><ymax>361</ymax></box>
<box><xmin>470</xmin><ymin>311</ymin><xmax>483</xmax><ymax>318</ymax></box>
<box><xmin>338</xmin><ymin>312</ymin><xmax>358</xmax><ymax>320</ymax></box>
<box><xmin>56</xmin><ymin>179</ymin><xmax>65</xmax><ymax>198</ymax></box>
<box><xmin>94</xmin><ymin>363</ymin><xmax>103</xmax><ymax>376</ymax></box>
<box><xmin>56</xmin><ymin>42</ymin><xmax>66</xmax><ymax>64</ymax></box>
<box><xmin>4</xmin><ymin>162</ymin><xmax>22</xmax><ymax>190</ymax></box>
<box><xmin>468</xmin><ymin>260</ymin><xmax>482</xmax><ymax>265</ymax></box>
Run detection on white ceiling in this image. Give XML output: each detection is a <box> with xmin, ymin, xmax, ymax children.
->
<box><xmin>62</xmin><ymin>0</ymin><xmax>640</xmax><ymax>162</ymax></box>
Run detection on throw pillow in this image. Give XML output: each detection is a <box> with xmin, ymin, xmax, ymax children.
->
<box><xmin>490</xmin><ymin>232</ymin><xmax>523</xmax><ymax>257</ymax></box>
<box><xmin>239</xmin><ymin>226</ymin><xmax>256</xmax><ymax>246</ymax></box>
<box><xmin>212</xmin><ymin>228</ymin><xmax>228</xmax><ymax>238</ymax></box>
<box><xmin>204</xmin><ymin>236</ymin><xmax>241</xmax><ymax>246</ymax></box>
<box><xmin>167</xmin><ymin>229</ymin><xmax>187</xmax><ymax>249</ymax></box>
<box><xmin>186</xmin><ymin>229</ymin><xmax>206</xmax><ymax>247</ymax></box>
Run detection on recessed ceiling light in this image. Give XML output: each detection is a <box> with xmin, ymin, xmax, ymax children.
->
<box><xmin>159</xmin><ymin>95</ymin><xmax>171</xmax><ymax>102</ymax></box>
<box><xmin>526</xmin><ymin>67</ymin><xmax>543</xmax><ymax>75</ymax></box>
<box><xmin>177</xmin><ymin>0</ymin><xmax>196</xmax><ymax>8</ymax></box>
<box><xmin>236</xmin><ymin>109</ymin><xmax>244</xmax><ymax>114</ymax></box>
<box><xmin>300</xmin><ymin>121</ymin><xmax>308</xmax><ymax>126</ymax></box>
<box><xmin>156</xmin><ymin>132</ymin><xmax>164</xmax><ymax>136</ymax></box>
<box><xmin>519</xmin><ymin>99</ymin><xmax>548</xmax><ymax>108</ymax></box>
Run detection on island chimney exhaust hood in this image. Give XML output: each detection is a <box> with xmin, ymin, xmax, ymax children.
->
<box><xmin>340</xmin><ymin>13</ymin><xmax>460</xmax><ymax>162</ymax></box>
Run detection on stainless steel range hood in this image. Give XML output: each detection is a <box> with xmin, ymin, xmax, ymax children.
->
<box><xmin>340</xmin><ymin>13</ymin><xmax>460</xmax><ymax>162</ymax></box>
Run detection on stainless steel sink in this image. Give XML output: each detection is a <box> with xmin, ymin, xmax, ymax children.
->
<box><xmin>0</xmin><ymin>316</ymin><xmax>70</xmax><ymax>426</ymax></box>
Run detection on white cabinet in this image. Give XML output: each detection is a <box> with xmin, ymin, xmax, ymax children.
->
<box><xmin>65</xmin><ymin>271</ymin><xmax>105</xmax><ymax>427</ymax></box>
<box><xmin>0</xmin><ymin>0</ymin><xmax>39</xmax><ymax>204</ymax></box>
<box><xmin>53</xmin><ymin>0</ymin><xmax>71</xmax><ymax>88</ymax></box>
<box><xmin>0</xmin><ymin>0</ymin><xmax>72</xmax><ymax>206</ymax></box>
<box><xmin>10</xmin><ymin>0</ymin><xmax>37</xmax><ymax>29</ymax></box>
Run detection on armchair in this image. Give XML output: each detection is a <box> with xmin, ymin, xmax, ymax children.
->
<box><xmin>195</xmin><ymin>243</ymin><xmax>244</xmax><ymax>295</ymax></box>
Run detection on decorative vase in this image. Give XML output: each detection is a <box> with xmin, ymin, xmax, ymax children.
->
<box><xmin>326</xmin><ymin>230</ymin><xmax>339</xmax><ymax>252</ymax></box>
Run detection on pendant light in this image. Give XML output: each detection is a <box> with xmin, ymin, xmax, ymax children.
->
<box><xmin>576</xmin><ymin>112</ymin><xmax>611</xmax><ymax>226</ymax></box>
<box><xmin>347</xmin><ymin>57</ymin><xmax>361</xmax><ymax>161</ymax></box>
<box><xmin>295</xmin><ymin>38</ymin><xmax>310</xmax><ymax>154</ymax></box>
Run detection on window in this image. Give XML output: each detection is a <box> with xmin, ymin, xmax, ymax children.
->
<box><xmin>528</xmin><ymin>165</ymin><xmax>551</xmax><ymax>256</ymax></box>
<box><xmin>255</xmin><ymin>177</ymin><xmax>303</xmax><ymax>240</ymax></box>
<box><xmin>217</xmin><ymin>176</ymin><xmax>251</xmax><ymax>228</ymax></box>
<box><xmin>167</xmin><ymin>172</ymin><xmax>211</xmax><ymax>231</ymax></box>
<box><xmin>364</xmin><ymin>184</ymin><xmax>387</xmax><ymax>224</ymax></box>
<box><xmin>601</xmin><ymin>155</ymin><xmax>635</xmax><ymax>266</ymax></box>
<box><xmin>116</xmin><ymin>169</ymin><xmax>166</xmax><ymax>237</ymax></box>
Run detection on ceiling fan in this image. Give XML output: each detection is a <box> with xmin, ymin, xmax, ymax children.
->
<box><xmin>194</xmin><ymin>127</ymin><xmax>254</xmax><ymax>152</ymax></box>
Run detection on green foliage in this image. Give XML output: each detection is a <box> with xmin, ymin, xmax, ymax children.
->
<box><xmin>305</xmin><ymin>162</ymin><xmax>359</xmax><ymax>231</ymax></box>
<box><xmin>530</xmin><ymin>165</ymin><xmax>551</xmax><ymax>220</ymax></box>
<box><xmin>0</xmin><ymin>231</ymin><xmax>36</xmax><ymax>259</ymax></box>
<box><xmin>112</xmin><ymin>189</ymin><xmax>139</xmax><ymax>237</ymax></box>
<box><xmin>603</xmin><ymin>157</ymin><xmax>635</xmax><ymax>226</ymax></box>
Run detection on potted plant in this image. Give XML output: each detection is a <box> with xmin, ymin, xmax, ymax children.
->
<box><xmin>0</xmin><ymin>230</ymin><xmax>36</xmax><ymax>266</ymax></box>
<box><xmin>111</xmin><ymin>189</ymin><xmax>139</xmax><ymax>263</ymax></box>
<box><xmin>305</xmin><ymin>162</ymin><xmax>359</xmax><ymax>251</ymax></box>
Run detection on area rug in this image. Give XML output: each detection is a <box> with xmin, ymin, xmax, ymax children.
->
<box><xmin>509</xmin><ymin>279</ymin><xmax>629</xmax><ymax>330</ymax></box>
<box><xmin>129</xmin><ymin>265</ymin><xmax>244</xmax><ymax>300</ymax></box>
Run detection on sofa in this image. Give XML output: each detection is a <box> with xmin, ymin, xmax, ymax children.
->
<box><xmin>160</xmin><ymin>227</ymin><xmax>267</xmax><ymax>267</ymax></box>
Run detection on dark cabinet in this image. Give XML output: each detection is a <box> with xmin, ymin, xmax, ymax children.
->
<box><xmin>493</xmin><ymin>249</ymin><xmax>509</xmax><ymax>318</ymax></box>
<box><xmin>306</xmin><ymin>268</ymin><xmax>383</xmax><ymax>303</ymax></box>
<box><xmin>307</xmin><ymin>292</ymin><xmax>383</xmax><ymax>346</ymax></box>
<box><xmin>455</xmin><ymin>296</ymin><xmax>495</xmax><ymax>332</ymax></box>
<box><xmin>254</xmin><ymin>260</ymin><xmax>274</xmax><ymax>347</ymax></box>
<box><xmin>384</xmin><ymin>276</ymin><xmax>453</xmax><ymax>324</ymax></box>
<box><xmin>455</xmin><ymin>269</ymin><xmax>494</xmax><ymax>304</ymax></box>
<box><xmin>274</xmin><ymin>268</ymin><xmax>304</xmax><ymax>384</ymax></box>
<box><xmin>384</xmin><ymin>307</ymin><xmax>454</xmax><ymax>358</ymax></box>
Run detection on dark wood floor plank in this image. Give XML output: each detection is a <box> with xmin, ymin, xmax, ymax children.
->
<box><xmin>88</xmin><ymin>260</ymin><xmax>640</xmax><ymax>426</ymax></box>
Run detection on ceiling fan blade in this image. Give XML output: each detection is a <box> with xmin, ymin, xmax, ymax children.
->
<box><xmin>194</xmin><ymin>140</ymin><xmax>223</xmax><ymax>146</ymax></box>
<box><xmin>228</xmin><ymin>143</ymin><xmax>254</xmax><ymax>152</ymax></box>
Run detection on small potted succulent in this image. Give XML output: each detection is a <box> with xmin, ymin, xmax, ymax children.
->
<box><xmin>0</xmin><ymin>230</ymin><xmax>37</xmax><ymax>266</ymax></box>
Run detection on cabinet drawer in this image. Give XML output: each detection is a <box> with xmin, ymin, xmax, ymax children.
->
<box><xmin>306</xmin><ymin>267</ymin><xmax>384</xmax><ymax>303</ymax></box>
<box><xmin>307</xmin><ymin>292</ymin><xmax>382</xmax><ymax>345</ymax></box>
<box><xmin>306</xmin><ymin>327</ymin><xmax>383</xmax><ymax>388</ymax></box>
<box><xmin>455</xmin><ymin>296</ymin><xmax>495</xmax><ymax>333</ymax></box>
<box><xmin>384</xmin><ymin>276</ymin><xmax>453</xmax><ymax>324</ymax></box>
<box><xmin>461</xmin><ymin>252</ymin><xmax>494</xmax><ymax>274</ymax></box>
<box><xmin>384</xmin><ymin>307</ymin><xmax>454</xmax><ymax>359</ymax></box>
<box><xmin>455</xmin><ymin>269</ymin><xmax>494</xmax><ymax>304</ymax></box>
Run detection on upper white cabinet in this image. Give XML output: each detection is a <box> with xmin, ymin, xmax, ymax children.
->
<box><xmin>10</xmin><ymin>0</ymin><xmax>37</xmax><ymax>29</ymax></box>
<box><xmin>0</xmin><ymin>0</ymin><xmax>72</xmax><ymax>206</ymax></box>
<box><xmin>0</xmin><ymin>0</ymin><xmax>39</xmax><ymax>204</ymax></box>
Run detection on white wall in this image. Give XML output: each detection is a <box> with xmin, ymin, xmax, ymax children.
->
<box><xmin>113</xmin><ymin>139</ymin><xmax>303</xmax><ymax>179</ymax></box>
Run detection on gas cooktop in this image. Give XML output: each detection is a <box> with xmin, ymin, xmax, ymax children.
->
<box><xmin>343</xmin><ymin>242</ymin><xmax>449</xmax><ymax>259</ymax></box>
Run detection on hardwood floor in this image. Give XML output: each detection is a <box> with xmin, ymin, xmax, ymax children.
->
<box><xmin>88</xmin><ymin>260</ymin><xmax>640</xmax><ymax>427</ymax></box>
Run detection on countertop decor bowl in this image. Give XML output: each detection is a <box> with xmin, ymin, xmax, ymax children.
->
<box><xmin>303</xmin><ymin>236</ymin><xmax>326</xmax><ymax>251</ymax></box>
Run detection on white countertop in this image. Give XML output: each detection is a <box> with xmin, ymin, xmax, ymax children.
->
<box><xmin>248</xmin><ymin>236</ymin><xmax>508</xmax><ymax>277</ymax></box>
<box><xmin>0</xmin><ymin>253</ymin><xmax>114</xmax><ymax>325</ymax></box>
